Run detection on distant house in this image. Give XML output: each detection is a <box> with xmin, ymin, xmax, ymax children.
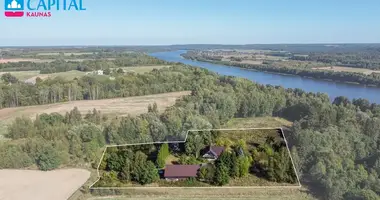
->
<box><xmin>97</xmin><ymin>70</ymin><xmax>103</xmax><ymax>75</ymax></box>
<box><xmin>202</xmin><ymin>146</ymin><xmax>225</xmax><ymax>160</ymax></box>
<box><xmin>86</xmin><ymin>70</ymin><xmax>104</xmax><ymax>75</ymax></box>
<box><xmin>164</xmin><ymin>165</ymin><xmax>200</xmax><ymax>181</ymax></box>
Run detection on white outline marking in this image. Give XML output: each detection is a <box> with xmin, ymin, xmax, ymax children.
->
<box><xmin>89</xmin><ymin>127</ymin><xmax>301</xmax><ymax>189</ymax></box>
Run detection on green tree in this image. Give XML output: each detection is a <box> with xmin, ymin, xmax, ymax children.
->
<box><xmin>238</xmin><ymin>156</ymin><xmax>251</xmax><ymax>177</ymax></box>
<box><xmin>1</xmin><ymin>73</ymin><xmax>18</xmax><ymax>84</ymax></box>
<box><xmin>230</xmin><ymin>152</ymin><xmax>239</xmax><ymax>178</ymax></box>
<box><xmin>135</xmin><ymin>161</ymin><xmax>159</xmax><ymax>185</ymax></box>
<box><xmin>185</xmin><ymin>135</ymin><xmax>205</xmax><ymax>158</ymax></box>
<box><xmin>214</xmin><ymin>163</ymin><xmax>230</xmax><ymax>186</ymax></box>
<box><xmin>156</xmin><ymin>143</ymin><xmax>169</xmax><ymax>168</ymax></box>
<box><xmin>36</xmin><ymin>144</ymin><xmax>61</xmax><ymax>171</ymax></box>
<box><xmin>119</xmin><ymin>160</ymin><xmax>131</xmax><ymax>182</ymax></box>
<box><xmin>104</xmin><ymin>68</ymin><xmax>111</xmax><ymax>75</ymax></box>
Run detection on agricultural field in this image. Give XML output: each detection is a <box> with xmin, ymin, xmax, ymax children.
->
<box><xmin>0</xmin><ymin>169</ymin><xmax>90</xmax><ymax>200</ymax></box>
<box><xmin>0</xmin><ymin>91</ymin><xmax>190</xmax><ymax>137</ymax></box>
<box><xmin>37</xmin><ymin>52</ymin><xmax>94</xmax><ymax>56</ymax></box>
<box><xmin>0</xmin><ymin>58</ymin><xmax>54</xmax><ymax>63</ymax></box>
<box><xmin>312</xmin><ymin>66</ymin><xmax>380</xmax><ymax>75</ymax></box>
<box><xmin>23</xmin><ymin>70</ymin><xmax>88</xmax><ymax>84</ymax></box>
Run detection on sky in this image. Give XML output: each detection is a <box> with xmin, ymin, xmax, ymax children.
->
<box><xmin>1</xmin><ymin>0</ymin><xmax>380</xmax><ymax>46</ymax></box>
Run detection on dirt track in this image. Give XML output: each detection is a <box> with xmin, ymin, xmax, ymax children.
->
<box><xmin>0</xmin><ymin>169</ymin><xmax>90</xmax><ymax>200</ymax></box>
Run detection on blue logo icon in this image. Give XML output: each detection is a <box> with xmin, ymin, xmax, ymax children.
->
<box><xmin>4</xmin><ymin>0</ymin><xmax>24</xmax><ymax>17</ymax></box>
<box><xmin>4</xmin><ymin>0</ymin><xmax>24</xmax><ymax>11</ymax></box>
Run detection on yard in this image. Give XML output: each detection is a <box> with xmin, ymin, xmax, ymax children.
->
<box><xmin>94</xmin><ymin>128</ymin><xmax>298</xmax><ymax>188</ymax></box>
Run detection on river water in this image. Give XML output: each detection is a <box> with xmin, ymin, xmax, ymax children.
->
<box><xmin>150</xmin><ymin>50</ymin><xmax>380</xmax><ymax>103</ymax></box>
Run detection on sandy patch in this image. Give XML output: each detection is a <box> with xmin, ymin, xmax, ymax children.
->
<box><xmin>0</xmin><ymin>168</ymin><xmax>90</xmax><ymax>200</ymax></box>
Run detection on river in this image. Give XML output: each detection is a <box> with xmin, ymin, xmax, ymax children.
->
<box><xmin>150</xmin><ymin>50</ymin><xmax>380</xmax><ymax>103</ymax></box>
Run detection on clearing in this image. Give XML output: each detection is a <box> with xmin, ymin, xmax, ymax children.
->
<box><xmin>0</xmin><ymin>168</ymin><xmax>90</xmax><ymax>200</ymax></box>
<box><xmin>312</xmin><ymin>66</ymin><xmax>380</xmax><ymax>75</ymax></box>
<box><xmin>224</xmin><ymin>117</ymin><xmax>292</xmax><ymax>128</ymax></box>
<box><xmin>0</xmin><ymin>91</ymin><xmax>190</xmax><ymax>137</ymax></box>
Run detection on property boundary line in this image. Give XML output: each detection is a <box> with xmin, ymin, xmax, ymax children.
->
<box><xmin>89</xmin><ymin>127</ymin><xmax>302</xmax><ymax>189</ymax></box>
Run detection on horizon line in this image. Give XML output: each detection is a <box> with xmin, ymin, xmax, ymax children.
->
<box><xmin>1</xmin><ymin>42</ymin><xmax>380</xmax><ymax>48</ymax></box>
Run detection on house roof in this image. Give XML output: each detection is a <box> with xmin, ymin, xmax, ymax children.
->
<box><xmin>210</xmin><ymin>146</ymin><xmax>225</xmax><ymax>157</ymax></box>
<box><xmin>164</xmin><ymin>165</ymin><xmax>200</xmax><ymax>178</ymax></box>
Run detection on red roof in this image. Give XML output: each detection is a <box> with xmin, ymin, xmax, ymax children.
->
<box><xmin>210</xmin><ymin>146</ymin><xmax>225</xmax><ymax>157</ymax></box>
<box><xmin>164</xmin><ymin>165</ymin><xmax>200</xmax><ymax>178</ymax></box>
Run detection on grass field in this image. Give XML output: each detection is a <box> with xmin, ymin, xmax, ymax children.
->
<box><xmin>115</xmin><ymin>65</ymin><xmax>171</xmax><ymax>73</ymax></box>
<box><xmin>224</xmin><ymin>117</ymin><xmax>292</xmax><ymax>128</ymax></box>
<box><xmin>0</xmin><ymin>91</ymin><xmax>190</xmax><ymax>137</ymax></box>
<box><xmin>313</xmin><ymin>66</ymin><xmax>380</xmax><ymax>75</ymax></box>
<box><xmin>0</xmin><ymin>71</ymin><xmax>40</xmax><ymax>81</ymax></box>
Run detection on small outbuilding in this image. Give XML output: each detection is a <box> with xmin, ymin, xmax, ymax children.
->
<box><xmin>164</xmin><ymin>165</ymin><xmax>200</xmax><ymax>181</ymax></box>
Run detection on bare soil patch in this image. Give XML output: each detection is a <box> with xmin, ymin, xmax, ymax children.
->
<box><xmin>0</xmin><ymin>168</ymin><xmax>90</xmax><ymax>200</ymax></box>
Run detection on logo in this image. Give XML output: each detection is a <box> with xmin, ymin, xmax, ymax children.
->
<box><xmin>4</xmin><ymin>0</ymin><xmax>24</xmax><ymax>17</ymax></box>
<box><xmin>4</xmin><ymin>0</ymin><xmax>86</xmax><ymax>18</ymax></box>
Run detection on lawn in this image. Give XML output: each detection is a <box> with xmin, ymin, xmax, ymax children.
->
<box><xmin>165</xmin><ymin>154</ymin><xmax>179</xmax><ymax>165</ymax></box>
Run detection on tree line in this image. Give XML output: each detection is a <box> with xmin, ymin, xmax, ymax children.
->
<box><xmin>0</xmin><ymin>52</ymin><xmax>167</xmax><ymax>73</ymax></box>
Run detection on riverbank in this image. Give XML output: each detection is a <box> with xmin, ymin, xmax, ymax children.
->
<box><xmin>182</xmin><ymin>53</ymin><xmax>380</xmax><ymax>88</ymax></box>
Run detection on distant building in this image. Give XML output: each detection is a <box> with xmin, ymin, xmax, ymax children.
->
<box><xmin>164</xmin><ymin>165</ymin><xmax>200</xmax><ymax>181</ymax></box>
<box><xmin>86</xmin><ymin>70</ymin><xmax>104</xmax><ymax>75</ymax></box>
<box><xmin>97</xmin><ymin>70</ymin><xmax>103</xmax><ymax>75</ymax></box>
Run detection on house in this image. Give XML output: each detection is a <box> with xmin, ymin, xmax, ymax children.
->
<box><xmin>164</xmin><ymin>165</ymin><xmax>200</xmax><ymax>181</ymax></box>
<box><xmin>202</xmin><ymin>146</ymin><xmax>225</xmax><ymax>160</ymax></box>
<box><xmin>85</xmin><ymin>70</ymin><xmax>104</xmax><ymax>75</ymax></box>
<box><xmin>97</xmin><ymin>70</ymin><xmax>104</xmax><ymax>75</ymax></box>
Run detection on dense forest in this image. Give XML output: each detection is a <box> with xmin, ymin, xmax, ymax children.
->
<box><xmin>182</xmin><ymin>51</ymin><xmax>380</xmax><ymax>87</ymax></box>
<box><xmin>1</xmin><ymin>62</ymin><xmax>380</xmax><ymax>199</ymax></box>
